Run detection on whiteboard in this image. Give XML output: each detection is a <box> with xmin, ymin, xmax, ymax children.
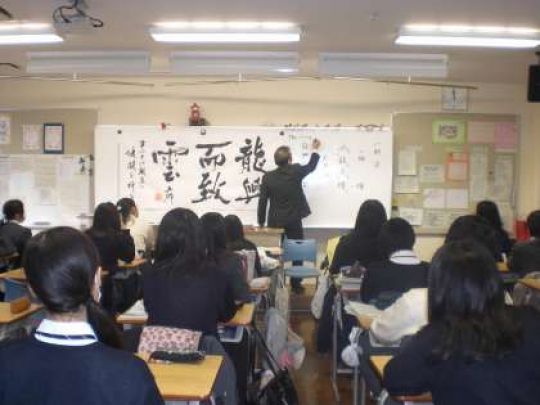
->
<box><xmin>0</xmin><ymin>154</ymin><xmax>92</xmax><ymax>228</ymax></box>
<box><xmin>95</xmin><ymin>126</ymin><xmax>393</xmax><ymax>228</ymax></box>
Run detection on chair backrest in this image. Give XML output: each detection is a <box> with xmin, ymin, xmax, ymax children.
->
<box><xmin>4</xmin><ymin>279</ymin><xmax>28</xmax><ymax>302</ymax></box>
<box><xmin>282</xmin><ymin>238</ymin><xmax>317</xmax><ymax>264</ymax></box>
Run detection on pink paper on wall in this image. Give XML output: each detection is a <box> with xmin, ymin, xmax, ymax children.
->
<box><xmin>494</xmin><ymin>122</ymin><xmax>518</xmax><ymax>152</ymax></box>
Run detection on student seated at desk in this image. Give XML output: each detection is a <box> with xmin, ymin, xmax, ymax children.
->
<box><xmin>330</xmin><ymin>199</ymin><xmax>387</xmax><ymax>274</ymax></box>
<box><xmin>202</xmin><ymin>213</ymin><xmax>250</xmax><ymax>304</ymax></box>
<box><xmin>224</xmin><ymin>214</ymin><xmax>262</xmax><ymax>277</ymax></box>
<box><xmin>117</xmin><ymin>197</ymin><xmax>153</xmax><ymax>257</ymax></box>
<box><xmin>86</xmin><ymin>202</ymin><xmax>135</xmax><ymax>274</ymax></box>
<box><xmin>360</xmin><ymin>218</ymin><xmax>428</xmax><ymax>305</ymax></box>
<box><xmin>142</xmin><ymin>208</ymin><xmax>236</xmax><ymax>335</ymax></box>
<box><xmin>0</xmin><ymin>227</ymin><xmax>163</xmax><ymax>405</ymax></box>
<box><xmin>0</xmin><ymin>199</ymin><xmax>32</xmax><ymax>268</ymax></box>
<box><xmin>510</xmin><ymin>210</ymin><xmax>540</xmax><ymax>277</ymax></box>
<box><xmin>476</xmin><ymin>200</ymin><xmax>512</xmax><ymax>259</ymax></box>
<box><xmin>384</xmin><ymin>240</ymin><xmax>540</xmax><ymax>405</ymax></box>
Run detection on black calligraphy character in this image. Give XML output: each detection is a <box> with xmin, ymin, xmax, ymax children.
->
<box><xmin>235</xmin><ymin>138</ymin><xmax>253</xmax><ymax>173</ymax></box>
<box><xmin>151</xmin><ymin>141</ymin><xmax>189</xmax><ymax>182</ymax></box>
<box><xmin>78</xmin><ymin>157</ymin><xmax>87</xmax><ymax>174</ymax></box>
<box><xmin>192</xmin><ymin>172</ymin><xmax>230</xmax><ymax>205</ymax></box>
<box><xmin>235</xmin><ymin>177</ymin><xmax>261</xmax><ymax>204</ymax></box>
<box><xmin>235</xmin><ymin>137</ymin><xmax>266</xmax><ymax>173</ymax></box>
<box><xmin>165</xmin><ymin>185</ymin><xmax>174</xmax><ymax>204</ymax></box>
<box><xmin>195</xmin><ymin>141</ymin><xmax>232</xmax><ymax>169</ymax></box>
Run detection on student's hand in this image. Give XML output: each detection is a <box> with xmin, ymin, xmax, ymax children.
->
<box><xmin>312</xmin><ymin>138</ymin><xmax>321</xmax><ymax>150</ymax></box>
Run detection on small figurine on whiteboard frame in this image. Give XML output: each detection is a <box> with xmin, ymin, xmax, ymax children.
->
<box><xmin>188</xmin><ymin>103</ymin><xmax>209</xmax><ymax>126</ymax></box>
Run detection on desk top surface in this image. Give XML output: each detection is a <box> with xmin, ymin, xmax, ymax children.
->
<box><xmin>244</xmin><ymin>227</ymin><xmax>284</xmax><ymax>236</ymax></box>
<box><xmin>144</xmin><ymin>355</ymin><xmax>222</xmax><ymax>400</ymax></box>
<box><xmin>0</xmin><ymin>302</ymin><xmax>42</xmax><ymax>324</ymax></box>
<box><xmin>118</xmin><ymin>302</ymin><xmax>256</xmax><ymax>327</ymax></box>
<box><xmin>370</xmin><ymin>356</ymin><xmax>433</xmax><ymax>403</ymax></box>
<box><xmin>0</xmin><ymin>268</ymin><xmax>26</xmax><ymax>281</ymax></box>
<box><xmin>519</xmin><ymin>277</ymin><xmax>540</xmax><ymax>291</ymax></box>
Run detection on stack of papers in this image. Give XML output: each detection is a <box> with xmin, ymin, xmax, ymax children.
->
<box><xmin>124</xmin><ymin>300</ymin><xmax>148</xmax><ymax>316</ymax></box>
<box><xmin>344</xmin><ymin>301</ymin><xmax>383</xmax><ymax>318</ymax></box>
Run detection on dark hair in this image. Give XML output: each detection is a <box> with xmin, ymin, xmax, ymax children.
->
<box><xmin>446</xmin><ymin>215</ymin><xmax>500</xmax><ymax>260</ymax></box>
<box><xmin>378</xmin><ymin>217</ymin><xmax>415</xmax><ymax>257</ymax></box>
<box><xmin>201</xmin><ymin>212</ymin><xmax>227</xmax><ymax>260</ymax></box>
<box><xmin>224</xmin><ymin>214</ymin><xmax>245</xmax><ymax>249</ymax></box>
<box><xmin>154</xmin><ymin>208</ymin><xmax>207</xmax><ymax>273</ymax></box>
<box><xmin>476</xmin><ymin>200</ymin><xmax>504</xmax><ymax>231</ymax></box>
<box><xmin>353</xmin><ymin>199</ymin><xmax>387</xmax><ymax>238</ymax></box>
<box><xmin>117</xmin><ymin>198</ymin><xmax>136</xmax><ymax>225</ymax></box>
<box><xmin>526</xmin><ymin>210</ymin><xmax>540</xmax><ymax>238</ymax></box>
<box><xmin>428</xmin><ymin>240</ymin><xmax>522</xmax><ymax>361</ymax></box>
<box><xmin>3</xmin><ymin>199</ymin><xmax>24</xmax><ymax>221</ymax></box>
<box><xmin>23</xmin><ymin>227</ymin><xmax>123</xmax><ymax>349</ymax></box>
<box><xmin>91</xmin><ymin>202</ymin><xmax>121</xmax><ymax>234</ymax></box>
<box><xmin>274</xmin><ymin>146</ymin><xmax>291</xmax><ymax>167</ymax></box>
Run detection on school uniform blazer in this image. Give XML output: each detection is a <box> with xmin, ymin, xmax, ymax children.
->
<box><xmin>509</xmin><ymin>238</ymin><xmax>540</xmax><ymax>277</ymax></box>
<box><xmin>329</xmin><ymin>233</ymin><xmax>384</xmax><ymax>274</ymax></box>
<box><xmin>0</xmin><ymin>222</ymin><xmax>31</xmax><ymax>266</ymax></box>
<box><xmin>257</xmin><ymin>153</ymin><xmax>320</xmax><ymax>227</ymax></box>
<box><xmin>86</xmin><ymin>229</ymin><xmax>135</xmax><ymax>273</ymax></box>
<box><xmin>384</xmin><ymin>307</ymin><xmax>540</xmax><ymax>405</ymax></box>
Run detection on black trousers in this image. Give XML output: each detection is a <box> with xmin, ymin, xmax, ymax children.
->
<box><xmin>283</xmin><ymin>219</ymin><xmax>304</xmax><ymax>288</ymax></box>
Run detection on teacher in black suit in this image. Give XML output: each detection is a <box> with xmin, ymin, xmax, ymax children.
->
<box><xmin>257</xmin><ymin>139</ymin><xmax>321</xmax><ymax>293</ymax></box>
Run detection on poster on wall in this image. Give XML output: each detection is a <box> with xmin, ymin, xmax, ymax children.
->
<box><xmin>44</xmin><ymin>123</ymin><xmax>64</xmax><ymax>154</ymax></box>
<box><xmin>22</xmin><ymin>124</ymin><xmax>42</xmax><ymax>151</ymax></box>
<box><xmin>0</xmin><ymin>115</ymin><xmax>11</xmax><ymax>145</ymax></box>
<box><xmin>432</xmin><ymin>120</ymin><xmax>466</xmax><ymax>144</ymax></box>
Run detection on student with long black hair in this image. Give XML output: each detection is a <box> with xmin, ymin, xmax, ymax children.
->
<box><xmin>86</xmin><ymin>202</ymin><xmax>135</xmax><ymax>274</ymax></box>
<box><xmin>0</xmin><ymin>199</ymin><xmax>32</xmax><ymax>267</ymax></box>
<box><xmin>0</xmin><ymin>227</ymin><xmax>163</xmax><ymax>404</ymax></box>
<box><xmin>224</xmin><ymin>214</ymin><xmax>262</xmax><ymax>277</ymax></box>
<box><xmin>476</xmin><ymin>200</ymin><xmax>512</xmax><ymax>257</ymax></box>
<box><xmin>117</xmin><ymin>197</ymin><xmax>153</xmax><ymax>256</ymax></box>
<box><xmin>142</xmin><ymin>208</ymin><xmax>236</xmax><ymax>335</ymax></box>
<box><xmin>202</xmin><ymin>212</ymin><xmax>251</xmax><ymax>304</ymax></box>
<box><xmin>330</xmin><ymin>199</ymin><xmax>387</xmax><ymax>273</ymax></box>
<box><xmin>384</xmin><ymin>240</ymin><xmax>540</xmax><ymax>405</ymax></box>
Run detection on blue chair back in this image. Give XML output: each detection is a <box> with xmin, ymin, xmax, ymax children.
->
<box><xmin>4</xmin><ymin>279</ymin><xmax>28</xmax><ymax>302</ymax></box>
<box><xmin>282</xmin><ymin>239</ymin><xmax>317</xmax><ymax>264</ymax></box>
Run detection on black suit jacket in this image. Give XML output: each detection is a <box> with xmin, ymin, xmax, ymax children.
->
<box><xmin>509</xmin><ymin>239</ymin><xmax>540</xmax><ymax>277</ymax></box>
<box><xmin>257</xmin><ymin>153</ymin><xmax>320</xmax><ymax>227</ymax></box>
<box><xmin>0</xmin><ymin>222</ymin><xmax>32</xmax><ymax>267</ymax></box>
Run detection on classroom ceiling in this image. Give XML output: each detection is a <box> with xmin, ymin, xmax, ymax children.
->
<box><xmin>0</xmin><ymin>0</ymin><xmax>539</xmax><ymax>84</ymax></box>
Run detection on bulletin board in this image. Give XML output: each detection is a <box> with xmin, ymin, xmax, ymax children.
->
<box><xmin>94</xmin><ymin>125</ymin><xmax>394</xmax><ymax>228</ymax></box>
<box><xmin>392</xmin><ymin>113</ymin><xmax>519</xmax><ymax>235</ymax></box>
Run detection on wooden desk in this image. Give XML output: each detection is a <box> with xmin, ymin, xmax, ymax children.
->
<box><xmin>370</xmin><ymin>356</ymin><xmax>433</xmax><ymax>403</ymax></box>
<box><xmin>117</xmin><ymin>303</ymin><xmax>256</xmax><ymax>327</ymax></box>
<box><xmin>145</xmin><ymin>355</ymin><xmax>223</xmax><ymax>401</ymax></box>
<box><xmin>0</xmin><ymin>302</ymin><xmax>42</xmax><ymax>324</ymax></box>
<box><xmin>519</xmin><ymin>277</ymin><xmax>540</xmax><ymax>291</ymax></box>
<box><xmin>244</xmin><ymin>227</ymin><xmax>284</xmax><ymax>249</ymax></box>
<box><xmin>119</xmin><ymin>257</ymin><xmax>147</xmax><ymax>269</ymax></box>
<box><xmin>0</xmin><ymin>268</ymin><xmax>26</xmax><ymax>282</ymax></box>
<box><xmin>497</xmin><ymin>262</ymin><xmax>509</xmax><ymax>272</ymax></box>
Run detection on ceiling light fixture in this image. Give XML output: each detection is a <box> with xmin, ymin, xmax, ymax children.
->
<box><xmin>169</xmin><ymin>51</ymin><xmax>299</xmax><ymax>75</ymax></box>
<box><xmin>26</xmin><ymin>51</ymin><xmax>150</xmax><ymax>74</ymax></box>
<box><xmin>0</xmin><ymin>22</ymin><xmax>63</xmax><ymax>45</ymax></box>
<box><xmin>150</xmin><ymin>21</ymin><xmax>301</xmax><ymax>43</ymax></box>
<box><xmin>318</xmin><ymin>53</ymin><xmax>448</xmax><ymax>78</ymax></box>
<box><xmin>396</xmin><ymin>25</ymin><xmax>540</xmax><ymax>48</ymax></box>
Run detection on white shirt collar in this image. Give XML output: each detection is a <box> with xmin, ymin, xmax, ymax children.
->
<box><xmin>389</xmin><ymin>250</ymin><xmax>421</xmax><ymax>265</ymax></box>
<box><xmin>35</xmin><ymin>319</ymin><xmax>98</xmax><ymax>346</ymax></box>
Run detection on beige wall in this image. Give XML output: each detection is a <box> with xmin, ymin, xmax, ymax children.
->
<box><xmin>0</xmin><ymin>78</ymin><xmax>538</xmax><ymax>260</ymax></box>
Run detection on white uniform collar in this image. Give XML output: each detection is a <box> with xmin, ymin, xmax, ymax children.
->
<box><xmin>390</xmin><ymin>250</ymin><xmax>421</xmax><ymax>265</ymax></box>
<box><xmin>35</xmin><ymin>319</ymin><xmax>98</xmax><ymax>346</ymax></box>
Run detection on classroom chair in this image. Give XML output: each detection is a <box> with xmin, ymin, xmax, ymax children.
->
<box><xmin>282</xmin><ymin>238</ymin><xmax>319</xmax><ymax>287</ymax></box>
<box><xmin>4</xmin><ymin>279</ymin><xmax>28</xmax><ymax>302</ymax></box>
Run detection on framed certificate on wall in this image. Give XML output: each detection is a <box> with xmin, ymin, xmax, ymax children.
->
<box><xmin>44</xmin><ymin>123</ymin><xmax>64</xmax><ymax>154</ymax></box>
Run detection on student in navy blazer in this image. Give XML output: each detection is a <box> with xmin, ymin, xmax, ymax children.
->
<box><xmin>0</xmin><ymin>227</ymin><xmax>163</xmax><ymax>405</ymax></box>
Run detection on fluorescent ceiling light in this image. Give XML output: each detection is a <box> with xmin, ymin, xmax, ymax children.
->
<box><xmin>318</xmin><ymin>53</ymin><xmax>448</xmax><ymax>78</ymax></box>
<box><xmin>150</xmin><ymin>21</ymin><xmax>300</xmax><ymax>43</ymax></box>
<box><xmin>170</xmin><ymin>51</ymin><xmax>299</xmax><ymax>75</ymax></box>
<box><xmin>27</xmin><ymin>51</ymin><xmax>150</xmax><ymax>74</ymax></box>
<box><xmin>396</xmin><ymin>25</ymin><xmax>540</xmax><ymax>48</ymax></box>
<box><xmin>0</xmin><ymin>22</ymin><xmax>62</xmax><ymax>45</ymax></box>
